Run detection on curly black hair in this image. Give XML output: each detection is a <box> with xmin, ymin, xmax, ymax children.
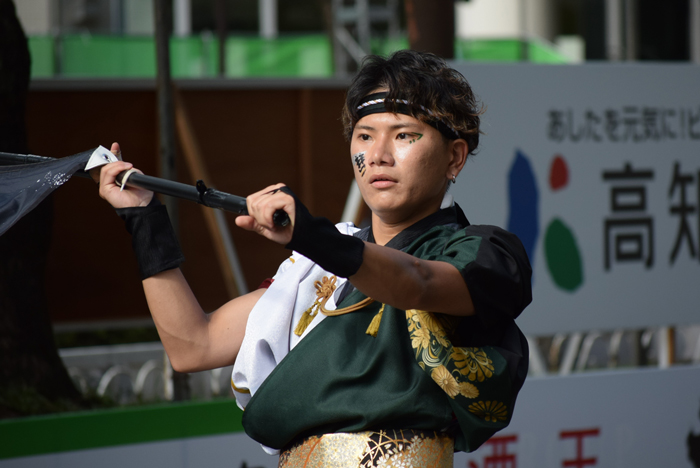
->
<box><xmin>342</xmin><ymin>50</ymin><xmax>483</xmax><ymax>155</ymax></box>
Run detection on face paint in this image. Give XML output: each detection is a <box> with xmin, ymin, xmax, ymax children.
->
<box><xmin>353</xmin><ymin>151</ymin><xmax>367</xmax><ymax>177</ymax></box>
<box><xmin>408</xmin><ymin>133</ymin><xmax>423</xmax><ymax>144</ymax></box>
<box><xmin>393</xmin><ymin>133</ymin><xmax>424</xmax><ymax>164</ymax></box>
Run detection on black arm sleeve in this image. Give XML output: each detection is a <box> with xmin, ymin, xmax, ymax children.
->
<box><xmin>459</xmin><ymin>225</ymin><xmax>532</xmax><ymax>327</ymax></box>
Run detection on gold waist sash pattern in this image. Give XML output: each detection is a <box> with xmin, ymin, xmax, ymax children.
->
<box><xmin>278</xmin><ymin>429</ymin><xmax>454</xmax><ymax>468</ymax></box>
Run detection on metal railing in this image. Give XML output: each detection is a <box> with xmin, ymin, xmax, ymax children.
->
<box><xmin>59</xmin><ymin>324</ymin><xmax>700</xmax><ymax>404</ymax></box>
<box><xmin>527</xmin><ymin>324</ymin><xmax>700</xmax><ymax>377</ymax></box>
<box><xmin>59</xmin><ymin>342</ymin><xmax>234</xmax><ymax>405</ymax></box>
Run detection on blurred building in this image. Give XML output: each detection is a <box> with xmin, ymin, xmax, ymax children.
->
<box><xmin>14</xmin><ymin>0</ymin><xmax>699</xmax><ymax>79</ymax></box>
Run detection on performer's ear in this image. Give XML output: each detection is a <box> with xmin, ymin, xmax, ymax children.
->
<box><xmin>446</xmin><ymin>139</ymin><xmax>468</xmax><ymax>179</ymax></box>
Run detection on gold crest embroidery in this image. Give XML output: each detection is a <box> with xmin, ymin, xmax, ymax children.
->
<box><xmin>468</xmin><ymin>401</ymin><xmax>508</xmax><ymax>422</ymax></box>
<box><xmin>405</xmin><ymin>308</ymin><xmax>507</xmax><ymax>421</ymax></box>
<box><xmin>451</xmin><ymin>348</ymin><xmax>495</xmax><ymax>382</ymax></box>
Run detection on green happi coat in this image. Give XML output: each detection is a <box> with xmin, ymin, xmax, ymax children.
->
<box><xmin>242</xmin><ymin>205</ymin><xmax>532</xmax><ymax>453</ymax></box>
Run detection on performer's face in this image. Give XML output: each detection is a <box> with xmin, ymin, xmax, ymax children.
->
<box><xmin>350</xmin><ymin>111</ymin><xmax>465</xmax><ymax>225</ymax></box>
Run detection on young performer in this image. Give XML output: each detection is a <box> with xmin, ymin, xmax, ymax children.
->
<box><xmin>99</xmin><ymin>50</ymin><xmax>532</xmax><ymax>467</ymax></box>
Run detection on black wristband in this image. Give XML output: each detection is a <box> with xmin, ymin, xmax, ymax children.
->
<box><xmin>283</xmin><ymin>187</ymin><xmax>364</xmax><ymax>278</ymax></box>
<box><xmin>116</xmin><ymin>198</ymin><xmax>185</xmax><ymax>280</ymax></box>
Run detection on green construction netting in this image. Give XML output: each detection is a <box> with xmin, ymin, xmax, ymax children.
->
<box><xmin>28</xmin><ymin>35</ymin><xmax>570</xmax><ymax>79</ymax></box>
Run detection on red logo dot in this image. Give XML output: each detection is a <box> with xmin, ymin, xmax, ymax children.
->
<box><xmin>549</xmin><ymin>155</ymin><xmax>569</xmax><ymax>191</ymax></box>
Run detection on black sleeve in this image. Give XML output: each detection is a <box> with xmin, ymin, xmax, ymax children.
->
<box><xmin>458</xmin><ymin>225</ymin><xmax>532</xmax><ymax>327</ymax></box>
<box><xmin>427</xmin><ymin>224</ymin><xmax>532</xmax><ymax>330</ymax></box>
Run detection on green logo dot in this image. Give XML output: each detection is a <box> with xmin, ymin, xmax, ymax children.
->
<box><xmin>544</xmin><ymin>218</ymin><xmax>583</xmax><ymax>292</ymax></box>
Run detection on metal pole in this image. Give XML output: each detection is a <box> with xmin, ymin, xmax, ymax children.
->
<box><xmin>259</xmin><ymin>0</ymin><xmax>278</xmax><ymax>39</ymax></box>
<box><xmin>174</xmin><ymin>0</ymin><xmax>192</xmax><ymax>37</ymax></box>
<box><xmin>331</xmin><ymin>0</ymin><xmax>347</xmax><ymax>76</ymax></box>
<box><xmin>691</xmin><ymin>0</ymin><xmax>700</xmax><ymax>63</ymax></box>
<box><xmin>154</xmin><ymin>0</ymin><xmax>177</xmax><ymax>226</ymax></box>
<box><xmin>154</xmin><ymin>0</ymin><xmax>188</xmax><ymax>402</ymax></box>
<box><xmin>357</xmin><ymin>0</ymin><xmax>370</xmax><ymax>54</ymax></box>
<box><xmin>658</xmin><ymin>326</ymin><xmax>674</xmax><ymax>369</ymax></box>
<box><xmin>606</xmin><ymin>0</ymin><xmax>623</xmax><ymax>61</ymax></box>
<box><xmin>109</xmin><ymin>0</ymin><xmax>123</xmax><ymax>34</ymax></box>
<box><xmin>624</xmin><ymin>0</ymin><xmax>637</xmax><ymax>60</ymax></box>
<box><xmin>387</xmin><ymin>0</ymin><xmax>399</xmax><ymax>38</ymax></box>
<box><xmin>520</xmin><ymin>0</ymin><xmax>529</xmax><ymax>62</ymax></box>
<box><xmin>53</xmin><ymin>0</ymin><xmax>63</xmax><ymax>76</ymax></box>
<box><xmin>215</xmin><ymin>0</ymin><xmax>226</xmax><ymax>76</ymax></box>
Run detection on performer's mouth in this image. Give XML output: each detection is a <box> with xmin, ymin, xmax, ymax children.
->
<box><xmin>370</xmin><ymin>174</ymin><xmax>397</xmax><ymax>188</ymax></box>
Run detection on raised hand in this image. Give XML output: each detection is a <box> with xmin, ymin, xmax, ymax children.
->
<box><xmin>235</xmin><ymin>183</ymin><xmax>295</xmax><ymax>245</ymax></box>
<box><xmin>97</xmin><ymin>142</ymin><xmax>154</xmax><ymax>208</ymax></box>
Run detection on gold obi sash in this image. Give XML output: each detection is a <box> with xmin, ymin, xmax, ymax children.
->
<box><xmin>278</xmin><ymin>429</ymin><xmax>454</xmax><ymax>468</ymax></box>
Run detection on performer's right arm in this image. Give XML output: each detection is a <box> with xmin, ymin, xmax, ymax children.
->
<box><xmin>98</xmin><ymin>148</ymin><xmax>263</xmax><ymax>373</ymax></box>
<box><xmin>142</xmin><ymin>270</ymin><xmax>264</xmax><ymax>373</ymax></box>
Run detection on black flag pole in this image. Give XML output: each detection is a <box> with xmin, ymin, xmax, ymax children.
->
<box><xmin>0</xmin><ymin>151</ymin><xmax>290</xmax><ymax>226</ymax></box>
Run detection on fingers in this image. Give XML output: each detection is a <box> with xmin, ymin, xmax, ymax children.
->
<box><xmin>234</xmin><ymin>215</ymin><xmax>255</xmax><ymax>231</ymax></box>
<box><xmin>247</xmin><ymin>183</ymin><xmax>287</xmax><ymax>203</ymax></box>
<box><xmin>110</xmin><ymin>142</ymin><xmax>122</xmax><ymax>160</ymax></box>
<box><xmin>99</xmin><ymin>161</ymin><xmax>134</xmax><ymax>196</ymax></box>
<box><xmin>238</xmin><ymin>184</ymin><xmax>295</xmax><ymax>244</ymax></box>
<box><xmin>97</xmin><ymin>160</ymin><xmax>153</xmax><ymax>208</ymax></box>
<box><xmin>246</xmin><ymin>184</ymin><xmax>294</xmax><ymax>229</ymax></box>
<box><xmin>245</xmin><ymin>184</ymin><xmax>281</xmax><ymax>229</ymax></box>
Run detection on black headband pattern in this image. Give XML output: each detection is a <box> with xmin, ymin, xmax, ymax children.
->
<box><xmin>356</xmin><ymin>92</ymin><xmax>460</xmax><ymax>140</ymax></box>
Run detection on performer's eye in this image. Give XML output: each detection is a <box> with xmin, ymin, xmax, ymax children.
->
<box><xmin>397</xmin><ymin>133</ymin><xmax>408</xmax><ymax>140</ymax></box>
<box><xmin>359</xmin><ymin>134</ymin><xmax>371</xmax><ymax>141</ymax></box>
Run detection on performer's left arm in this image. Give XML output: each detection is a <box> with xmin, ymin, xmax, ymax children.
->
<box><xmin>236</xmin><ymin>187</ymin><xmax>531</xmax><ymax>319</ymax></box>
<box><xmin>355</xmin><ymin>226</ymin><xmax>532</xmax><ymax>323</ymax></box>
<box><xmin>349</xmin><ymin>243</ymin><xmax>474</xmax><ymax>315</ymax></box>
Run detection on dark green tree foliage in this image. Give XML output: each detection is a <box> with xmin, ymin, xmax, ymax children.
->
<box><xmin>0</xmin><ymin>0</ymin><xmax>82</xmax><ymax>418</ymax></box>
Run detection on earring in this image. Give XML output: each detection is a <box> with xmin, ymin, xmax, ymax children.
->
<box><xmin>451</xmin><ymin>174</ymin><xmax>457</xmax><ymax>184</ymax></box>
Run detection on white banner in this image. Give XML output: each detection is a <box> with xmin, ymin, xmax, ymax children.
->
<box><xmin>3</xmin><ymin>367</ymin><xmax>697</xmax><ymax>468</ymax></box>
<box><xmin>450</xmin><ymin>63</ymin><xmax>700</xmax><ymax>335</ymax></box>
<box><xmin>456</xmin><ymin>365</ymin><xmax>700</xmax><ymax>468</ymax></box>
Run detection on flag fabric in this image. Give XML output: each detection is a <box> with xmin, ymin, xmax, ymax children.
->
<box><xmin>0</xmin><ymin>149</ymin><xmax>94</xmax><ymax>236</ymax></box>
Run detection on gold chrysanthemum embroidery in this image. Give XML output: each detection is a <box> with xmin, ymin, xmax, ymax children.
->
<box><xmin>411</xmin><ymin>326</ymin><xmax>431</xmax><ymax>351</ymax></box>
<box><xmin>415</xmin><ymin>310</ymin><xmax>444</xmax><ymax>335</ymax></box>
<box><xmin>433</xmin><ymin>331</ymin><xmax>450</xmax><ymax>347</ymax></box>
<box><xmin>431</xmin><ymin>365</ymin><xmax>460</xmax><ymax>398</ymax></box>
<box><xmin>451</xmin><ymin>347</ymin><xmax>494</xmax><ymax>382</ymax></box>
<box><xmin>468</xmin><ymin>401</ymin><xmax>508</xmax><ymax>422</ymax></box>
<box><xmin>459</xmin><ymin>381</ymin><xmax>479</xmax><ymax>399</ymax></box>
<box><xmin>413</xmin><ymin>310</ymin><xmax>451</xmax><ymax>347</ymax></box>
